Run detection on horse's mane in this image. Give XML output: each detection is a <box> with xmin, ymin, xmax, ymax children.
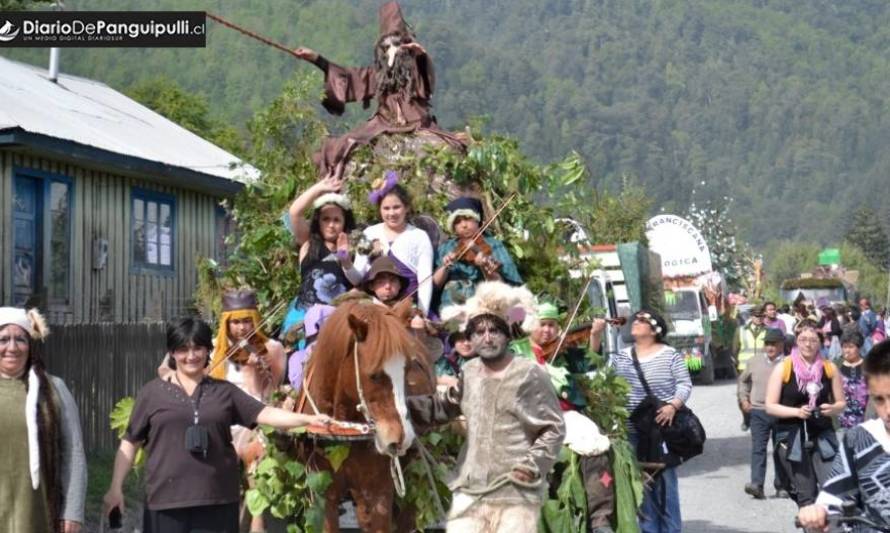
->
<box><xmin>310</xmin><ymin>300</ymin><xmax>424</xmax><ymax>375</ymax></box>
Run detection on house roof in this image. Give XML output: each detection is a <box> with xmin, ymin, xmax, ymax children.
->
<box><xmin>0</xmin><ymin>56</ymin><xmax>258</xmax><ymax>191</ymax></box>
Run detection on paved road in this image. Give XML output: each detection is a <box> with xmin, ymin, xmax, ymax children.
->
<box><xmin>679</xmin><ymin>379</ymin><xmax>801</xmax><ymax>532</ymax></box>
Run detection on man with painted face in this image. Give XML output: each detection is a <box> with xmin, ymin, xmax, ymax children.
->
<box><xmin>293</xmin><ymin>1</ymin><xmax>466</xmax><ymax>179</ymax></box>
<box><xmin>407</xmin><ymin>282</ymin><xmax>565</xmax><ymax>533</ymax></box>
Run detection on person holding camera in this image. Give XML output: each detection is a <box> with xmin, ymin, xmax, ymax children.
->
<box><xmin>102</xmin><ymin>317</ymin><xmax>331</xmax><ymax>533</ymax></box>
<box><xmin>765</xmin><ymin>320</ymin><xmax>846</xmax><ymax>507</ymax></box>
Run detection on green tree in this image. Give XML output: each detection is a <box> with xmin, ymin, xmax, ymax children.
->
<box><xmin>844</xmin><ymin>207</ymin><xmax>890</xmax><ymax>271</ymax></box>
<box><xmin>839</xmin><ymin>243</ymin><xmax>889</xmax><ymax>304</ymax></box>
<box><xmin>126</xmin><ymin>77</ymin><xmax>244</xmax><ymax>156</ymax></box>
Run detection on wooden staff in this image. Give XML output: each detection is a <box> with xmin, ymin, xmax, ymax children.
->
<box><xmin>206</xmin><ymin>12</ymin><xmax>300</xmax><ymax>58</ymax></box>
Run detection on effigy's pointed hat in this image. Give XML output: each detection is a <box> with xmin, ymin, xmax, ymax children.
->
<box><xmin>379</xmin><ymin>2</ymin><xmax>412</xmax><ymax>38</ymax></box>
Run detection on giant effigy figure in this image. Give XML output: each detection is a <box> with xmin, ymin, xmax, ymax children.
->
<box><xmin>294</xmin><ymin>1</ymin><xmax>466</xmax><ymax>179</ymax></box>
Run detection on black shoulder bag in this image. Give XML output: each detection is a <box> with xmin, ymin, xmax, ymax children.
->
<box><xmin>628</xmin><ymin>348</ymin><xmax>706</xmax><ymax>465</ymax></box>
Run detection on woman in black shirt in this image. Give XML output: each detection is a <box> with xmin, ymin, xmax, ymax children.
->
<box><xmin>103</xmin><ymin>317</ymin><xmax>330</xmax><ymax>533</ymax></box>
<box><xmin>765</xmin><ymin>320</ymin><xmax>845</xmax><ymax>507</ymax></box>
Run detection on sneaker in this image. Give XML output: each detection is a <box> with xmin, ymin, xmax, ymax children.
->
<box><xmin>744</xmin><ymin>483</ymin><xmax>766</xmax><ymax>499</ymax></box>
<box><xmin>740</xmin><ymin>422</ymin><xmax>749</xmax><ymax>431</ymax></box>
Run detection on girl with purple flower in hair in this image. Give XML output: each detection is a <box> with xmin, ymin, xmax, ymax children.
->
<box><xmin>765</xmin><ymin>320</ymin><xmax>846</xmax><ymax>507</ymax></box>
<box><xmin>353</xmin><ymin>171</ymin><xmax>434</xmax><ymax>315</ymax></box>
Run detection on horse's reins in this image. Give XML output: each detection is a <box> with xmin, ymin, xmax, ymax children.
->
<box><xmin>300</xmin><ymin>339</ymin><xmax>374</xmax><ymax>436</ymax></box>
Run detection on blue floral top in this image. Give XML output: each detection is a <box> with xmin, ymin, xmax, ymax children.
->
<box><xmin>296</xmin><ymin>253</ymin><xmax>351</xmax><ymax>311</ymax></box>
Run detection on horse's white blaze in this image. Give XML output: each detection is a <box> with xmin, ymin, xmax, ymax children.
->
<box><xmin>382</xmin><ymin>353</ymin><xmax>415</xmax><ymax>454</ymax></box>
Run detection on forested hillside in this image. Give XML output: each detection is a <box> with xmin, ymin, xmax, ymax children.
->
<box><xmin>4</xmin><ymin>0</ymin><xmax>890</xmax><ymax>245</ymax></box>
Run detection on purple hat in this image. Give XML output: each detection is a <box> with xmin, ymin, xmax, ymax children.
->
<box><xmin>368</xmin><ymin>170</ymin><xmax>400</xmax><ymax>205</ymax></box>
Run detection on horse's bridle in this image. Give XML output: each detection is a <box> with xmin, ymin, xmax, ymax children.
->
<box><xmin>300</xmin><ymin>336</ymin><xmax>374</xmax><ymax>436</ymax></box>
<box><xmin>299</xmin><ymin>335</ymin><xmax>407</xmax><ymax>496</ymax></box>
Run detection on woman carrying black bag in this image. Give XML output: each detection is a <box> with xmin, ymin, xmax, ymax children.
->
<box><xmin>610</xmin><ymin>309</ymin><xmax>693</xmax><ymax>533</ymax></box>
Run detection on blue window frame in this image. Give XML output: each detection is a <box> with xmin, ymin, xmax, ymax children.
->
<box><xmin>131</xmin><ymin>188</ymin><xmax>175</xmax><ymax>273</ymax></box>
<box><xmin>214</xmin><ymin>203</ymin><xmax>236</xmax><ymax>267</ymax></box>
<box><xmin>11</xmin><ymin>167</ymin><xmax>73</xmax><ymax>308</ymax></box>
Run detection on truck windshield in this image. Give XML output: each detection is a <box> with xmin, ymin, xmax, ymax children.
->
<box><xmin>664</xmin><ymin>290</ymin><xmax>701</xmax><ymax>321</ymax></box>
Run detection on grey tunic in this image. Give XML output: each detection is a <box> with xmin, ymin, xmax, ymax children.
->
<box><xmin>409</xmin><ymin>355</ymin><xmax>565</xmax><ymax>505</ymax></box>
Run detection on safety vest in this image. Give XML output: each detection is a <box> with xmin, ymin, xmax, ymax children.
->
<box><xmin>737</xmin><ymin>325</ymin><xmax>767</xmax><ymax>371</ymax></box>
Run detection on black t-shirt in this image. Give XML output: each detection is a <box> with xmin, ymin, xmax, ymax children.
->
<box><xmin>777</xmin><ymin>371</ymin><xmax>834</xmax><ymax>434</ymax></box>
<box><xmin>125</xmin><ymin>377</ymin><xmax>265</xmax><ymax>510</ymax></box>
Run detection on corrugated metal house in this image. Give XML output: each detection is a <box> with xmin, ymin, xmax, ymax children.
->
<box><xmin>0</xmin><ymin>56</ymin><xmax>254</xmax><ymax>324</ymax></box>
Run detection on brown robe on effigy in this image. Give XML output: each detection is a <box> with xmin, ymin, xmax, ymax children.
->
<box><xmin>307</xmin><ymin>2</ymin><xmax>466</xmax><ymax>177</ymax></box>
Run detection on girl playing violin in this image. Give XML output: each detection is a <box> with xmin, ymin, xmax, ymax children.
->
<box><xmin>433</xmin><ymin>196</ymin><xmax>522</xmax><ymax>309</ymax></box>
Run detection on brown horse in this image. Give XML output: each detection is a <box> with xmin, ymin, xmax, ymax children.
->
<box><xmin>298</xmin><ymin>298</ymin><xmax>436</xmax><ymax>532</ymax></box>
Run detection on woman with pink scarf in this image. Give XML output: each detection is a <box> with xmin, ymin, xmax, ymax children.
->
<box><xmin>765</xmin><ymin>320</ymin><xmax>845</xmax><ymax>507</ymax></box>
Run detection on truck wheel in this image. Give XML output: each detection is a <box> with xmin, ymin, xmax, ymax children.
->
<box><xmin>696</xmin><ymin>356</ymin><xmax>715</xmax><ymax>385</ymax></box>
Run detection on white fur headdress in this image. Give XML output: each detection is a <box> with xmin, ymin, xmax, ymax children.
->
<box><xmin>440</xmin><ymin>281</ymin><xmax>540</xmax><ymax>334</ymax></box>
<box><xmin>312</xmin><ymin>192</ymin><xmax>352</xmax><ymax>212</ymax></box>
<box><xmin>0</xmin><ymin>307</ymin><xmax>49</xmax><ymax>489</ymax></box>
<box><xmin>0</xmin><ymin>307</ymin><xmax>49</xmax><ymax>340</ymax></box>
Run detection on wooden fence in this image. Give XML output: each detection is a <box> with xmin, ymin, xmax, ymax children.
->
<box><xmin>44</xmin><ymin>322</ymin><xmax>166</xmax><ymax>452</ymax></box>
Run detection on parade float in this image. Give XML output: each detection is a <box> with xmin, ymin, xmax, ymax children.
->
<box><xmin>113</xmin><ymin>4</ymin><xmax>655</xmax><ymax>531</ymax></box>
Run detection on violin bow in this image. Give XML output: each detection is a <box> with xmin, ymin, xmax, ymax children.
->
<box><xmin>398</xmin><ymin>192</ymin><xmax>517</xmax><ymax>306</ymax></box>
<box><xmin>206</xmin><ymin>297</ymin><xmax>290</xmax><ymax>375</ymax></box>
<box><xmin>546</xmin><ymin>274</ymin><xmax>597</xmax><ymax>364</ymax></box>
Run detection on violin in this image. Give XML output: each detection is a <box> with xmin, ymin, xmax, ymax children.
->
<box><xmin>231</xmin><ymin>336</ymin><xmax>269</xmax><ymax>366</ymax></box>
<box><xmin>456</xmin><ymin>236</ymin><xmax>501</xmax><ymax>277</ymax></box>
<box><xmin>538</xmin><ymin>317</ymin><xmax>627</xmax><ymax>362</ymax></box>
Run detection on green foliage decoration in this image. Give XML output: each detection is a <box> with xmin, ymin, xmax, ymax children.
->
<box><xmin>209</xmin><ymin>73</ymin><xmax>328</xmax><ymax>320</ymax></box>
<box><xmin>109</xmin><ymin>397</ymin><xmax>145</xmax><ymax>470</ymax></box>
<box><xmin>578</xmin><ymin>359</ymin><xmax>632</xmax><ymax>440</ymax></box>
<box><xmin>611</xmin><ymin>439</ymin><xmax>645</xmax><ymax>533</ymax></box>
<box><xmin>539</xmin><ymin>448</ymin><xmax>587</xmax><ymax>533</ymax></box>
<box><xmin>246</xmin><ymin>425</ymin><xmax>332</xmax><ymax>533</ymax></box>
<box><xmin>396</xmin><ymin>430</ymin><xmax>463</xmax><ymax>531</ymax></box>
